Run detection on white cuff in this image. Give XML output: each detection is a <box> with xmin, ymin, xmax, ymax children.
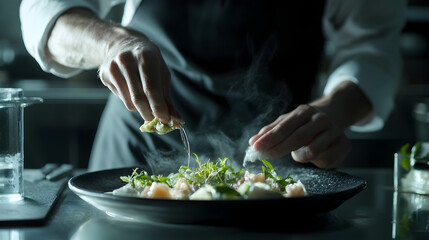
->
<box><xmin>20</xmin><ymin>0</ymin><xmax>103</xmax><ymax>78</ymax></box>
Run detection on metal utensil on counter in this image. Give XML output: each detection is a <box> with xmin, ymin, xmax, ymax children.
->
<box><xmin>44</xmin><ymin>163</ymin><xmax>74</xmax><ymax>181</ymax></box>
<box><xmin>26</xmin><ymin>163</ymin><xmax>74</xmax><ymax>182</ymax></box>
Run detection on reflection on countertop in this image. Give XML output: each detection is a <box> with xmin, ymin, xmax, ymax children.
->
<box><xmin>392</xmin><ymin>192</ymin><xmax>429</xmax><ymax>239</ymax></box>
<box><xmin>70</xmin><ymin>213</ymin><xmax>347</xmax><ymax>240</ymax></box>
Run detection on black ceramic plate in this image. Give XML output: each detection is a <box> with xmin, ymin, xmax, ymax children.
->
<box><xmin>69</xmin><ymin>166</ymin><xmax>366</xmax><ymax>224</ymax></box>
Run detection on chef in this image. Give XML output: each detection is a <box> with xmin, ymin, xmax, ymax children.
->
<box><xmin>20</xmin><ymin>0</ymin><xmax>406</xmax><ymax>171</ymax></box>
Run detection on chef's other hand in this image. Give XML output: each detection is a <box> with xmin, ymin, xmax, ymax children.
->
<box><xmin>248</xmin><ymin>81</ymin><xmax>373</xmax><ymax>169</ymax></box>
<box><xmin>249</xmin><ymin>104</ymin><xmax>351</xmax><ymax>169</ymax></box>
<box><xmin>99</xmin><ymin>35</ymin><xmax>179</xmax><ymax>124</ymax></box>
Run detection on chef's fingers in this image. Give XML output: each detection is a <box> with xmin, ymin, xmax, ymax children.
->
<box><xmin>117</xmin><ymin>51</ymin><xmax>154</xmax><ymax>121</ymax></box>
<box><xmin>292</xmin><ymin>134</ymin><xmax>351</xmax><ymax>169</ymax></box>
<box><xmin>162</xmin><ymin>66</ymin><xmax>182</xmax><ymax>122</ymax></box>
<box><xmin>138</xmin><ymin>47</ymin><xmax>170</xmax><ymax>124</ymax></box>
<box><xmin>99</xmin><ymin>67</ymin><xmax>119</xmax><ymax>97</ymax></box>
<box><xmin>290</xmin><ymin>125</ymin><xmax>340</xmax><ymax>163</ymax></box>
<box><xmin>265</xmin><ymin>112</ymin><xmax>330</xmax><ymax>159</ymax></box>
<box><xmin>312</xmin><ymin>136</ymin><xmax>351</xmax><ymax>169</ymax></box>
<box><xmin>164</xmin><ymin>80</ymin><xmax>182</xmax><ymax>128</ymax></box>
<box><xmin>106</xmin><ymin>60</ymin><xmax>137</xmax><ymax>111</ymax></box>
<box><xmin>253</xmin><ymin>104</ymin><xmax>315</xmax><ymax>152</ymax></box>
<box><xmin>249</xmin><ymin>115</ymin><xmax>284</xmax><ymax>145</ymax></box>
<box><xmin>166</xmin><ymin>93</ymin><xmax>182</xmax><ymax>121</ymax></box>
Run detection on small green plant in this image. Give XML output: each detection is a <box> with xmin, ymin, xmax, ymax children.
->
<box><xmin>398</xmin><ymin>142</ymin><xmax>429</xmax><ymax>171</ymax></box>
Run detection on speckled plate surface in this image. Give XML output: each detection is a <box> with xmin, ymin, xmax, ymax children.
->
<box><xmin>69</xmin><ymin>166</ymin><xmax>366</xmax><ymax>224</ymax></box>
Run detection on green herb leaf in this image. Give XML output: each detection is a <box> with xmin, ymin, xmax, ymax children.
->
<box><xmin>411</xmin><ymin>142</ymin><xmax>422</xmax><ymax>159</ymax></box>
<box><xmin>262</xmin><ymin>159</ymin><xmax>274</xmax><ymax>172</ymax></box>
<box><xmin>398</xmin><ymin>143</ymin><xmax>412</xmax><ymax>171</ymax></box>
<box><xmin>211</xmin><ymin>184</ymin><xmax>242</xmax><ymax>200</ymax></box>
<box><xmin>120</xmin><ymin>176</ymin><xmax>130</xmax><ymax>183</ymax></box>
<box><xmin>399</xmin><ymin>143</ymin><xmax>410</xmax><ymax>155</ymax></box>
<box><xmin>400</xmin><ymin>157</ymin><xmax>411</xmax><ymax>171</ymax></box>
<box><xmin>276</xmin><ymin>176</ymin><xmax>295</xmax><ymax>191</ymax></box>
<box><xmin>398</xmin><ymin>142</ymin><xmax>429</xmax><ymax>171</ymax></box>
<box><xmin>149</xmin><ymin>154</ymin><xmax>244</xmax><ymax>189</ymax></box>
<box><xmin>120</xmin><ymin>154</ymin><xmax>297</xmax><ymax>197</ymax></box>
<box><xmin>261</xmin><ymin>160</ymin><xmax>295</xmax><ymax>191</ymax></box>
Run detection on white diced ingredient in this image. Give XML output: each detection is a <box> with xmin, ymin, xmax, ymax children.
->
<box><xmin>284</xmin><ymin>180</ymin><xmax>307</xmax><ymax>197</ymax></box>
<box><xmin>243</xmin><ymin>145</ymin><xmax>269</xmax><ymax>167</ymax></box>
<box><xmin>246</xmin><ymin>182</ymin><xmax>282</xmax><ymax>199</ymax></box>
<box><xmin>189</xmin><ymin>186</ymin><xmax>213</xmax><ymax>200</ymax></box>
<box><xmin>244</xmin><ymin>170</ymin><xmax>265</xmax><ymax>183</ymax></box>
<box><xmin>147</xmin><ymin>182</ymin><xmax>172</xmax><ymax>199</ymax></box>
<box><xmin>171</xmin><ymin>178</ymin><xmax>193</xmax><ymax>200</ymax></box>
<box><xmin>112</xmin><ymin>184</ymin><xmax>140</xmax><ymax>197</ymax></box>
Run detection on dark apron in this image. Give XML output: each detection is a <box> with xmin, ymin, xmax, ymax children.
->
<box><xmin>88</xmin><ymin>0</ymin><xmax>326</xmax><ymax>172</ymax></box>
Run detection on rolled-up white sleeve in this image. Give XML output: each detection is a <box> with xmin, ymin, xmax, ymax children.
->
<box><xmin>323</xmin><ymin>0</ymin><xmax>407</xmax><ymax>132</ymax></box>
<box><xmin>20</xmin><ymin>0</ymin><xmax>123</xmax><ymax>78</ymax></box>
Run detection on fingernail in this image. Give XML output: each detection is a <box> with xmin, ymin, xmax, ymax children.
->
<box><xmin>291</xmin><ymin>146</ymin><xmax>312</xmax><ymax>162</ymax></box>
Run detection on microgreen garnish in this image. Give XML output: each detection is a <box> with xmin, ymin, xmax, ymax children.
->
<box><xmin>120</xmin><ymin>168</ymin><xmax>173</xmax><ymax>188</ymax></box>
<box><xmin>170</xmin><ymin>153</ymin><xmax>244</xmax><ymax>187</ymax></box>
<box><xmin>261</xmin><ymin>159</ymin><xmax>295</xmax><ymax>191</ymax></box>
<box><xmin>398</xmin><ymin>142</ymin><xmax>429</xmax><ymax>171</ymax></box>
<box><xmin>120</xmin><ymin>154</ymin><xmax>296</xmax><ymax>192</ymax></box>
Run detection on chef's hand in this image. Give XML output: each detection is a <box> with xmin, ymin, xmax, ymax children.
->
<box><xmin>248</xmin><ymin>81</ymin><xmax>373</xmax><ymax>169</ymax></box>
<box><xmin>98</xmin><ymin>35</ymin><xmax>180</xmax><ymax>124</ymax></box>
<box><xmin>249</xmin><ymin>104</ymin><xmax>350</xmax><ymax>168</ymax></box>
<box><xmin>46</xmin><ymin>8</ymin><xmax>180</xmax><ymax>124</ymax></box>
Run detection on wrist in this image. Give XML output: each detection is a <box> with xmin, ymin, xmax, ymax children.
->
<box><xmin>310</xmin><ymin>81</ymin><xmax>373</xmax><ymax>130</ymax></box>
<box><xmin>104</xmin><ymin>25</ymin><xmax>141</xmax><ymax>55</ymax></box>
<box><xmin>103</xmin><ymin>25</ymin><xmax>157</xmax><ymax>60</ymax></box>
<box><xmin>47</xmin><ymin>8</ymin><xmax>151</xmax><ymax>68</ymax></box>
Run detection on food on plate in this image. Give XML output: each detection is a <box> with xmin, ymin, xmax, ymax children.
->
<box><xmin>112</xmin><ymin>154</ymin><xmax>307</xmax><ymax>200</ymax></box>
<box><xmin>139</xmin><ymin>116</ymin><xmax>185</xmax><ymax>135</ymax></box>
<box><xmin>243</xmin><ymin>145</ymin><xmax>269</xmax><ymax>167</ymax></box>
<box><xmin>139</xmin><ymin>116</ymin><xmax>191</xmax><ymax>167</ymax></box>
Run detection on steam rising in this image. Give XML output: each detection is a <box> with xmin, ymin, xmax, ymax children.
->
<box><xmin>143</xmin><ymin>36</ymin><xmax>292</xmax><ymax>174</ymax></box>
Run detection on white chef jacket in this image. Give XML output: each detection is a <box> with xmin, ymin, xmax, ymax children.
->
<box><xmin>20</xmin><ymin>0</ymin><xmax>407</xmax><ymax>132</ymax></box>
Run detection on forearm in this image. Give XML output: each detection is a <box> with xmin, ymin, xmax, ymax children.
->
<box><xmin>310</xmin><ymin>81</ymin><xmax>373</xmax><ymax>130</ymax></box>
<box><xmin>46</xmin><ymin>8</ymin><xmax>142</xmax><ymax>69</ymax></box>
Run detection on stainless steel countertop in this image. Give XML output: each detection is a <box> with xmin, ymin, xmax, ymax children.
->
<box><xmin>0</xmin><ymin>168</ymin><xmax>427</xmax><ymax>240</ymax></box>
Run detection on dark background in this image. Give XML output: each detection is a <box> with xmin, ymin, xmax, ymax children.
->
<box><xmin>0</xmin><ymin>1</ymin><xmax>428</xmax><ymax>169</ymax></box>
